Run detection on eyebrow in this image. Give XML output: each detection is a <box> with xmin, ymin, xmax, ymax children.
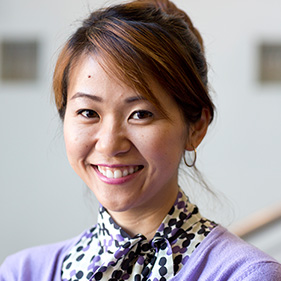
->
<box><xmin>125</xmin><ymin>96</ymin><xmax>147</xmax><ymax>103</ymax></box>
<box><xmin>70</xmin><ymin>92</ymin><xmax>103</xmax><ymax>102</ymax></box>
<box><xmin>71</xmin><ymin>92</ymin><xmax>147</xmax><ymax>103</ymax></box>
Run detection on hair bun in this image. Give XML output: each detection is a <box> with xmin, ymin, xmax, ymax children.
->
<box><xmin>144</xmin><ymin>0</ymin><xmax>204</xmax><ymax>51</ymax></box>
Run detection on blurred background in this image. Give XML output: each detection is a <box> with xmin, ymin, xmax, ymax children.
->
<box><xmin>1</xmin><ymin>0</ymin><xmax>281</xmax><ymax>263</ymax></box>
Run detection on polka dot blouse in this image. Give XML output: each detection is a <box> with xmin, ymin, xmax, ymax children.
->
<box><xmin>61</xmin><ymin>188</ymin><xmax>217</xmax><ymax>281</ymax></box>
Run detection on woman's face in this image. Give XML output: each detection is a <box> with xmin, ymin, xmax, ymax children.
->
<box><xmin>64</xmin><ymin>54</ymin><xmax>189</xmax><ymax>217</ymax></box>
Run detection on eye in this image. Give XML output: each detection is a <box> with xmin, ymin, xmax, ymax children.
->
<box><xmin>130</xmin><ymin>110</ymin><xmax>153</xmax><ymax>120</ymax></box>
<box><xmin>77</xmin><ymin>109</ymin><xmax>99</xmax><ymax>119</ymax></box>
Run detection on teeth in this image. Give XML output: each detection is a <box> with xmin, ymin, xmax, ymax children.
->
<box><xmin>122</xmin><ymin>170</ymin><xmax>128</xmax><ymax>177</ymax></box>
<box><xmin>98</xmin><ymin>166</ymin><xmax>106</xmax><ymax>176</ymax></box>
<box><xmin>106</xmin><ymin>169</ymin><xmax>114</xmax><ymax>179</ymax></box>
<box><xmin>97</xmin><ymin>166</ymin><xmax>141</xmax><ymax>179</ymax></box>
<box><xmin>114</xmin><ymin>170</ymin><xmax>122</xmax><ymax>179</ymax></box>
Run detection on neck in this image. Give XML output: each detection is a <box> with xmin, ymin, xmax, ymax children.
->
<box><xmin>108</xmin><ymin>188</ymin><xmax>179</xmax><ymax>240</ymax></box>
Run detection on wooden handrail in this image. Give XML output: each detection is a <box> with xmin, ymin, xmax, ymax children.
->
<box><xmin>229</xmin><ymin>201</ymin><xmax>281</xmax><ymax>238</ymax></box>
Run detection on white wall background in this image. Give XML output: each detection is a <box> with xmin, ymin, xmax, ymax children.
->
<box><xmin>1</xmin><ymin>0</ymin><xmax>281</xmax><ymax>263</ymax></box>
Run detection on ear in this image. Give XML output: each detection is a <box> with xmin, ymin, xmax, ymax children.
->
<box><xmin>185</xmin><ymin>108</ymin><xmax>211</xmax><ymax>151</ymax></box>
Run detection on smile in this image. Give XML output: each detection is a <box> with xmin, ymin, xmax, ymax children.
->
<box><xmin>96</xmin><ymin>165</ymin><xmax>143</xmax><ymax>179</ymax></box>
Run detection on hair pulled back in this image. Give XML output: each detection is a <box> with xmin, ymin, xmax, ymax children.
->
<box><xmin>53</xmin><ymin>0</ymin><xmax>215</xmax><ymax>126</ymax></box>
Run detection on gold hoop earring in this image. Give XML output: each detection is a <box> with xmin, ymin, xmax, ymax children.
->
<box><xmin>183</xmin><ymin>146</ymin><xmax>197</xmax><ymax>168</ymax></box>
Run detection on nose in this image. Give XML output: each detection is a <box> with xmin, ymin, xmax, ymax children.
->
<box><xmin>94</xmin><ymin>118</ymin><xmax>131</xmax><ymax>157</ymax></box>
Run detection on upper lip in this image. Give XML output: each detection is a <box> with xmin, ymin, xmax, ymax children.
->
<box><xmin>94</xmin><ymin>164</ymin><xmax>142</xmax><ymax>168</ymax></box>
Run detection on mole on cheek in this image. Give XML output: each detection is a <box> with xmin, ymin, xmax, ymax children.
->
<box><xmin>88</xmin><ymin>75</ymin><xmax>91</xmax><ymax>78</ymax></box>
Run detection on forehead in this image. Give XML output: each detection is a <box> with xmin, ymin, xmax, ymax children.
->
<box><xmin>68</xmin><ymin>54</ymin><xmax>135</xmax><ymax>99</ymax></box>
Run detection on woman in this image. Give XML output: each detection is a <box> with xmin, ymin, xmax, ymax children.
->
<box><xmin>1</xmin><ymin>0</ymin><xmax>280</xmax><ymax>280</ymax></box>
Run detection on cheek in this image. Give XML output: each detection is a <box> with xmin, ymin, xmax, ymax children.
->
<box><xmin>63</xmin><ymin>123</ymin><xmax>90</xmax><ymax>164</ymax></box>
<box><xmin>135</xmin><ymin>126</ymin><xmax>186</xmax><ymax>164</ymax></box>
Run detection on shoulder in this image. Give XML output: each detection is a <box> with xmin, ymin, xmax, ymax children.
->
<box><xmin>0</xmin><ymin>235</ymin><xmax>82</xmax><ymax>281</ymax></box>
<box><xmin>174</xmin><ymin>225</ymin><xmax>281</xmax><ymax>281</ymax></box>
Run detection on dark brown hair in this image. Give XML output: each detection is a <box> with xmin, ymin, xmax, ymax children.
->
<box><xmin>53</xmin><ymin>0</ymin><xmax>215</xmax><ymax>126</ymax></box>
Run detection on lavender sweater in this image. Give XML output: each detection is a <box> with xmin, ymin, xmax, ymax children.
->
<box><xmin>1</xmin><ymin>226</ymin><xmax>280</xmax><ymax>280</ymax></box>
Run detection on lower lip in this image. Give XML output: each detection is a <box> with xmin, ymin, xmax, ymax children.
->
<box><xmin>93</xmin><ymin>166</ymin><xmax>142</xmax><ymax>185</ymax></box>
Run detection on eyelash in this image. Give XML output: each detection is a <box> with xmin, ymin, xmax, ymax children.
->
<box><xmin>76</xmin><ymin>109</ymin><xmax>153</xmax><ymax>121</ymax></box>
<box><xmin>129</xmin><ymin>110</ymin><xmax>153</xmax><ymax>120</ymax></box>
<box><xmin>77</xmin><ymin>109</ymin><xmax>99</xmax><ymax>119</ymax></box>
